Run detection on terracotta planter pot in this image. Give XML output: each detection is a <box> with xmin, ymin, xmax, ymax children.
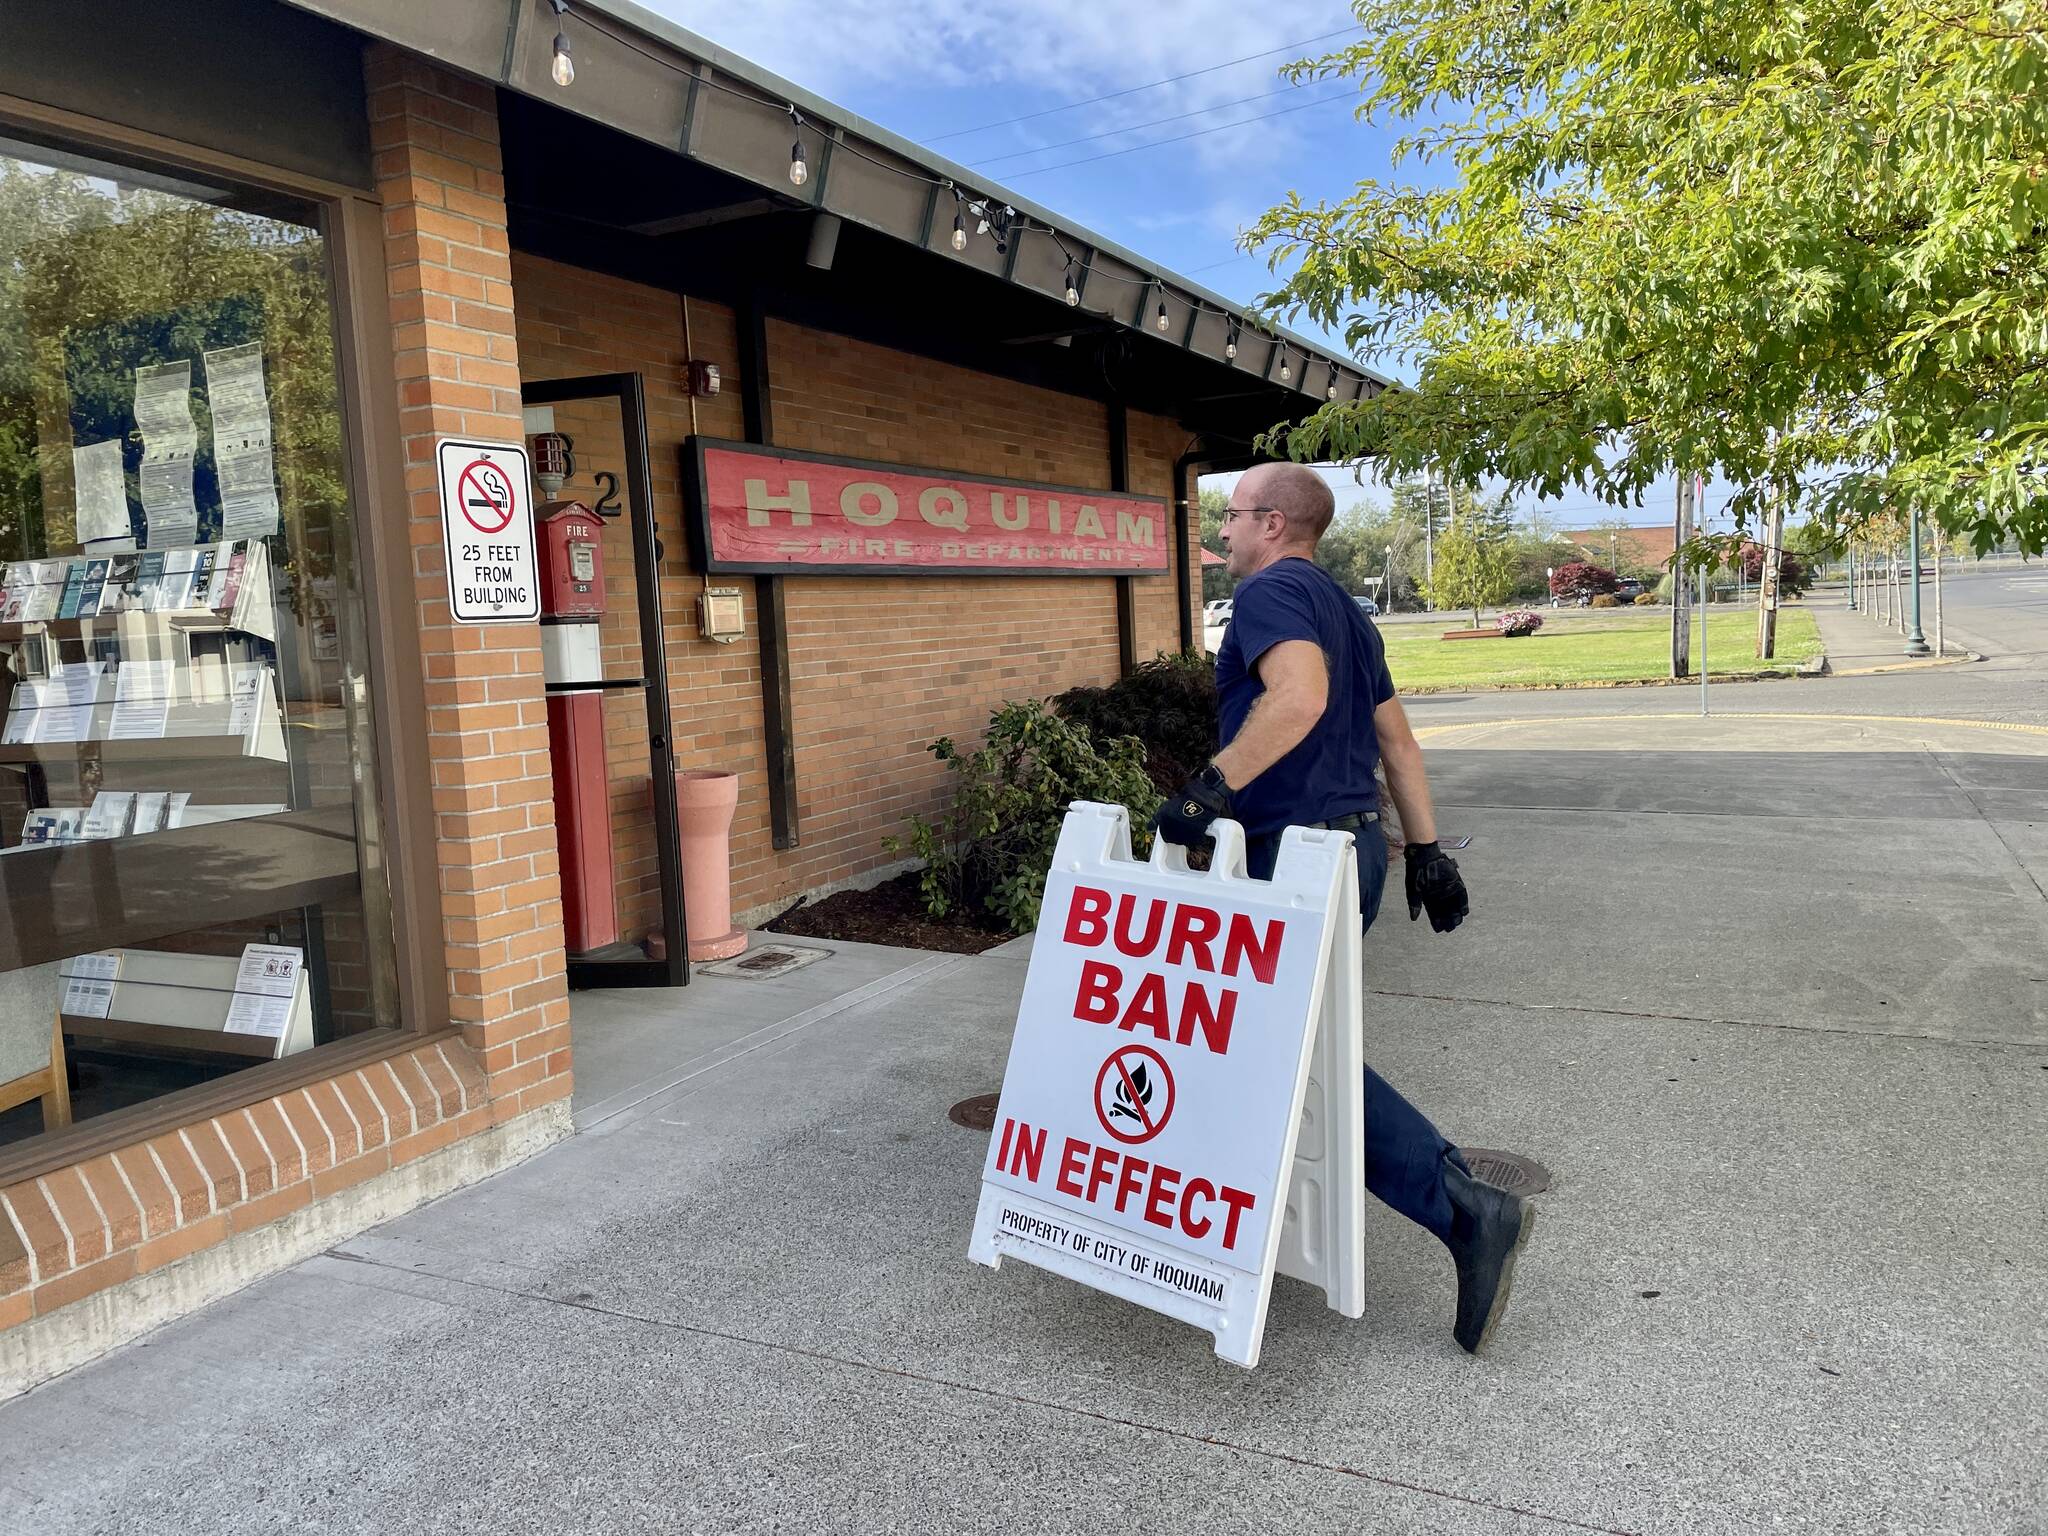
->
<box><xmin>673</xmin><ymin>769</ymin><xmax>746</xmax><ymax>962</ymax></box>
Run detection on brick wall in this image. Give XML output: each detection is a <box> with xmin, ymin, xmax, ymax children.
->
<box><xmin>0</xmin><ymin>48</ymin><xmax>571</xmax><ymax>1338</ymax></box>
<box><xmin>510</xmin><ymin>256</ymin><xmax>1198</xmax><ymax>928</ymax></box>
<box><xmin>369</xmin><ymin>53</ymin><xmax>570</xmax><ymax>1098</ymax></box>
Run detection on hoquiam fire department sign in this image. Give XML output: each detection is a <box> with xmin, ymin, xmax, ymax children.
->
<box><xmin>684</xmin><ymin>437</ymin><xmax>1170</xmax><ymax>576</ymax></box>
<box><xmin>968</xmin><ymin>802</ymin><xmax>1370</xmax><ymax>1368</ymax></box>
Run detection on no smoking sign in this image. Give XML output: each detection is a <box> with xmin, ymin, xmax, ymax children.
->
<box><xmin>437</xmin><ymin>438</ymin><xmax>538</xmax><ymax>623</ymax></box>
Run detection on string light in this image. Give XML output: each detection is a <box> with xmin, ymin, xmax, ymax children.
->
<box><xmin>520</xmin><ymin>7</ymin><xmax>1365</xmax><ymax>399</ymax></box>
<box><xmin>788</xmin><ymin>108</ymin><xmax>808</xmax><ymax>187</ymax></box>
<box><xmin>549</xmin><ymin>0</ymin><xmax>574</xmax><ymax>87</ymax></box>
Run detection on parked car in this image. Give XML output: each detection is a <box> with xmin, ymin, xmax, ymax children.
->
<box><xmin>1613</xmin><ymin>578</ymin><xmax>1645</xmax><ymax>600</ymax></box>
<box><xmin>1203</xmin><ymin>599</ymin><xmax>1234</xmax><ymax>625</ymax></box>
<box><xmin>1352</xmin><ymin>594</ymin><xmax>1379</xmax><ymax>616</ymax></box>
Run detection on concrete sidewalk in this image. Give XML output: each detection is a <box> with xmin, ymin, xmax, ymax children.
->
<box><xmin>2</xmin><ymin>731</ymin><xmax>2045</xmax><ymax>1534</ymax></box>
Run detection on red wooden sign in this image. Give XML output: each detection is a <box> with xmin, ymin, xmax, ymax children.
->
<box><xmin>686</xmin><ymin>438</ymin><xmax>1171</xmax><ymax>576</ymax></box>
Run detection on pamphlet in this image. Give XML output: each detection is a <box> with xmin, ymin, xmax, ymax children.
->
<box><xmin>203</xmin><ymin>344</ymin><xmax>281</xmax><ymax>541</ymax></box>
<box><xmin>21</xmin><ymin>808</ymin><xmax>87</xmax><ymax>845</ymax></box>
<box><xmin>54</xmin><ymin>563</ymin><xmax>87</xmax><ymax>620</ymax></box>
<box><xmin>131</xmin><ymin>790</ymin><xmax>170</xmax><ymax>834</ymax></box>
<box><xmin>2</xmin><ymin>680</ymin><xmax>44</xmax><ymax>745</ymax></box>
<box><xmin>82</xmin><ymin>791</ymin><xmax>136</xmax><ymax>840</ymax></box>
<box><xmin>222</xmin><ymin>942</ymin><xmax>302</xmax><ymax>1039</ymax></box>
<box><xmin>60</xmin><ymin>952</ymin><xmax>121</xmax><ymax>1019</ymax></box>
<box><xmin>74</xmin><ymin>558</ymin><xmax>111</xmax><ymax>617</ymax></box>
<box><xmin>23</xmin><ymin>561</ymin><xmax>68</xmax><ymax>622</ymax></box>
<box><xmin>42</xmin><ymin>662</ymin><xmax>102</xmax><ymax>742</ymax></box>
<box><xmin>0</xmin><ymin>564</ymin><xmax>32</xmax><ymax>623</ymax></box>
<box><xmin>227</xmin><ymin>662</ymin><xmax>269</xmax><ymax>744</ymax></box>
<box><xmin>135</xmin><ymin>360</ymin><xmax>200</xmax><ymax>547</ymax></box>
<box><xmin>153</xmin><ymin>548</ymin><xmax>200</xmax><ymax>612</ymax></box>
<box><xmin>108</xmin><ymin>658</ymin><xmax>174</xmax><ymax>741</ymax></box>
<box><xmin>72</xmin><ymin>438</ymin><xmax>134</xmax><ymax>551</ymax></box>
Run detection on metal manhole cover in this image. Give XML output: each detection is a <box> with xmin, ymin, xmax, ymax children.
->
<box><xmin>1460</xmin><ymin>1148</ymin><xmax>1552</xmax><ymax>1196</ymax></box>
<box><xmin>696</xmin><ymin>944</ymin><xmax>829</xmax><ymax>980</ymax></box>
<box><xmin>948</xmin><ymin>1093</ymin><xmax>1001</xmax><ymax>1131</ymax></box>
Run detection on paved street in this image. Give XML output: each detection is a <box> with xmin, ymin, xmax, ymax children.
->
<box><xmin>2</xmin><ymin>583</ymin><xmax>2044</xmax><ymax>1535</ymax></box>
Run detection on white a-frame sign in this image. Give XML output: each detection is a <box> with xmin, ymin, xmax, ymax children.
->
<box><xmin>968</xmin><ymin>800</ymin><xmax>1367</xmax><ymax>1368</ymax></box>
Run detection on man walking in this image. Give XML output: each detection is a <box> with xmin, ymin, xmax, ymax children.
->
<box><xmin>1152</xmin><ymin>462</ymin><xmax>1534</xmax><ymax>1354</ymax></box>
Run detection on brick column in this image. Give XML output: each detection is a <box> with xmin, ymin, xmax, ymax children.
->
<box><xmin>366</xmin><ymin>47</ymin><xmax>570</xmax><ymax>1115</ymax></box>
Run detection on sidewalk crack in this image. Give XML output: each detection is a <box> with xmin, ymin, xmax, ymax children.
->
<box><xmin>320</xmin><ymin>1248</ymin><xmax>1642</xmax><ymax>1536</ymax></box>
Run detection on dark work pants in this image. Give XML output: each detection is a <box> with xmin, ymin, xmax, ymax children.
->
<box><xmin>1246</xmin><ymin>825</ymin><xmax>1463</xmax><ymax>1242</ymax></box>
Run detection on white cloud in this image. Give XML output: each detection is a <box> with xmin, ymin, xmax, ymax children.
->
<box><xmin>639</xmin><ymin>0</ymin><xmax>1354</xmax><ymax>138</ymax></box>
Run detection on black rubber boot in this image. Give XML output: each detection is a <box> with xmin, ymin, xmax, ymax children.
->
<box><xmin>1442</xmin><ymin>1156</ymin><xmax>1537</xmax><ymax>1354</ymax></box>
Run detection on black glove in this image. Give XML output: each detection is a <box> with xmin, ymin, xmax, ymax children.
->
<box><xmin>1151</xmin><ymin>765</ymin><xmax>1231</xmax><ymax>847</ymax></box>
<box><xmin>1405</xmin><ymin>841</ymin><xmax>1469</xmax><ymax>933</ymax></box>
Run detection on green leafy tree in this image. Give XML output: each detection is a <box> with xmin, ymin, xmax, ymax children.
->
<box><xmin>1248</xmin><ymin>2</ymin><xmax>2048</xmax><ymax>556</ymax></box>
<box><xmin>1426</xmin><ymin>515</ymin><xmax>1515</xmax><ymax>626</ymax></box>
<box><xmin>1198</xmin><ymin>486</ymin><xmax>1231</xmax><ymax>602</ymax></box>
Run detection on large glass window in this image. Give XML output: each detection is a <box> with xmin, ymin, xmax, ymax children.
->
<box><xmin>0</xmin><ymin>131</ymin><xmax>396</xmax><ymax>1153</ymax></box>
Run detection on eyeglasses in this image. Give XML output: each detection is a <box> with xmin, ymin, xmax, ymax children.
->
<box><xmin>1223</xmin><ymin>504</ymin><xmax>1277</xmax><ymax>523</ymax></box>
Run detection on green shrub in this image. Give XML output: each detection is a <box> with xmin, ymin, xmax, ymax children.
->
<box><xmin>1633</xmin><ymin>592</ymin><xmax>1659</xmax><ymax>606</ymax></box>
<box><xmin>1590</xmin><ymin>593</ymin><xmax>1621</xmax><ymax>608</ymax></box>
<box><xmin>1053</xmin><ymin>651</ymin><xmax>1217</xmax><ymax>795</ymax></box>
<box><xmin>887</xmin><ymin>699</ymin><xmax>1161</xmax><ymax>934</ymax></box>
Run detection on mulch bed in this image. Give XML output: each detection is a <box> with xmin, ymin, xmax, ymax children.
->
<box><xmin>763</xmin><ymin>870</ymin><xmax>1016</xmax><ymax>955</ymax></box>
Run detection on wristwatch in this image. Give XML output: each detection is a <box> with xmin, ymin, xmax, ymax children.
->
<box><xmin>1197</xmin><ymin>763</ymin><xmax>1232</xmax><ymax>797</ymax></box>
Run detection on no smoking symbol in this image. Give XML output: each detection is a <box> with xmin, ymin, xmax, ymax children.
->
<box><xmin>458</xmin><ymin>458</ymin><xmax>516</xmax><ymax>534</ymax></box>
<box><xmin>1095</xmin><ymin>1044</ymin><xmax>1174</xmax><ymax>1145</ymax></box>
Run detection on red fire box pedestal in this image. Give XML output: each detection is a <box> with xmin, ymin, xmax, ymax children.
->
<box><xmin>547</xmin><ymin>689</ymin><xmax>616</xmax><ymax>953</ymax></box>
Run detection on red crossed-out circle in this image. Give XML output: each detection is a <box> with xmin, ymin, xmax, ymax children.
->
<box><xmin>457</xmin><ymin>458</ymin><xmax>516</xmax><ymax>534</ymax></box>
<box><xmin>1094</xmin><ymin>1043</ymin><xmax>1175</xmax><ymax>1145</ymax></box>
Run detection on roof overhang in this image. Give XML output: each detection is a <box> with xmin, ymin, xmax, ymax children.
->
<box><xmin>279</xmin><ymin>0</ymin><xmax>1390</xmax><ymax>433</ymax></box>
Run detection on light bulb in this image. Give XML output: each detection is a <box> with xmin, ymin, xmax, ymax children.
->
<box><xmin>1226</xmin><ymin>339</ymin><xmax>1238</xmax><ymax>359</ymax></box>
<box><xmin>1065</xmin><ymin>280</ymin><xmax>1080</xmax><ymax>307</ymax></box>
<box><xmin>789</xmin><ymin>141</ymin><xmax>808</xmax><ymax>187</ymax></box>
<box><xmin>951</xmin><ymin>214</ymin><xmax>967</xmax><ymax>252</ymax></box>
<box><xmin>1156</xmin><ymin>302</ymin><xmax>1170</xmax><ymax>332</ymax></box>
<box><xmin>550</xmin><ymin>33</ymin><xmax>574</xmax><ymax>87</ymax></box>
<box><xmin>1280</xmin><ymin>357</ymin><xmax>1292</xmax><ymax>382</ymax></box>
<box><xmin>1328</xmin><ymin>383</ymin><xmax>1338</xmax><ymax>400</ymax></box>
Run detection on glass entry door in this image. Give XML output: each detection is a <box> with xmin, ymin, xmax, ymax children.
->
<box><xmin>520</xmin><ymin>373</ymin><xmax>686</xmax><ymax>987</ymax></box>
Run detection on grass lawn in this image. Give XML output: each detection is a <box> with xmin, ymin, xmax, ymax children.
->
<box><xmin>1379</xmin><ymin>607</ymin><xmax>1823</xmax><ymax>690</ymax></box>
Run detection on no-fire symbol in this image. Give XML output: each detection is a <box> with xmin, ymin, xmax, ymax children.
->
<box><xmin>1094</xmin><ymin>1044</ymin><xmax>1174</xmax><ymax>1146</ymax></box>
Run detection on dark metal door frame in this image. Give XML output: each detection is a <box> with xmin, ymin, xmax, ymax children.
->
<box><xmin>520</xmin><ymin>372</ymin><xmax>688</xmax><ymax>987</ymax></box>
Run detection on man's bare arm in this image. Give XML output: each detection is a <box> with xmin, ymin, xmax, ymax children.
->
<box><xmin>1212</xmin><ymin>639</ymin><xmax>1327</xmax><ymax>790</ymax></box>
<box><xmin>1374</xmin><ymin>693</ymin><xmax>1439</xmax><ymax>844</ymax></box>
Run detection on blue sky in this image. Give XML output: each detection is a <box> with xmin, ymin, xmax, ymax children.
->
<box><xmin>641</xmin><ymin>0</ymin><xmax>1702</xmax><ymax>531</ymax></box>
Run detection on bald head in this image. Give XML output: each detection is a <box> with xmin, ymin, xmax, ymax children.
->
<box><xmin>1238</xmin><ymin>462</ymin><xmax>1335</xmax><ymax>547</ymax></box>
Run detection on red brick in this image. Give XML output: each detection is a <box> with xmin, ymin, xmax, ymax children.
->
<box><xmin>4</xmin><ymin>1183</ymin><xmax>69</xmax><ymax>1279</ymax></box>
<box><xmin>132</xmin><ymin>1212</ymin><xmax>231</xmax><ymax>1278</ymax></box>
<box><xmin>228</xmin><ymin>1180</ymin><xmax>313</xmax><ymax>1237</ymax></box>
<box><xmin>246</xmin><ymin>1100</ymin><xmax>308</xmax><ymax>1187</ymax></box>
<box><xmin>32</xmin><ymin>1250</ymin><xmax>137</xmax><ymax>1317</ymax></box>
<box><xmin>180</xmin><ymin>1125</ymin><xmax>243</xmax><ymax>1210</ymax></box>
<box><xmin>113</xmin><ymin>1149</ymin><xmax>178</xmax><ymax>1242</ymax></box>
<box><xmin>38</xmin><ymin>1170</ymin><xmax>109</xmax><ymax>1268</ymax></box>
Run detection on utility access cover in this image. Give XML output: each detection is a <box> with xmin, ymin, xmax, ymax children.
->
<box><xmin>1459</xmin><ymin>1148</ymin><xmax>1552</xmax><ymax>1197</ymax></box>
<box><xmin>695</xmin><ymin>944</ymin><xmax>828</xmax><ymax>981</ymax></box>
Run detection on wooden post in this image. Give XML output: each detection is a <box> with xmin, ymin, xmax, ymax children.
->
<box><xmin>1755</xmin><ymin>487</ymin><xmax>1784</xmax><ymax>659</ymax></box>
<box><xmin>1670</xmin><ymin>475</ymin><xmax>1693</xmax><ymax>678</ymax></box>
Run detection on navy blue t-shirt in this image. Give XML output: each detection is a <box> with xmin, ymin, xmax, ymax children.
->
<box><xmin>1215</xmin><ymin>557</ymin><xmax>1397</xmax><ymax>836</ymax></box>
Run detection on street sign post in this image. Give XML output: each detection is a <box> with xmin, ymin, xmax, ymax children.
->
<box><xmin>968</xmin><ymin>802</ymin><xmax>1367</xmax><ymax>1368</ymax></box>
